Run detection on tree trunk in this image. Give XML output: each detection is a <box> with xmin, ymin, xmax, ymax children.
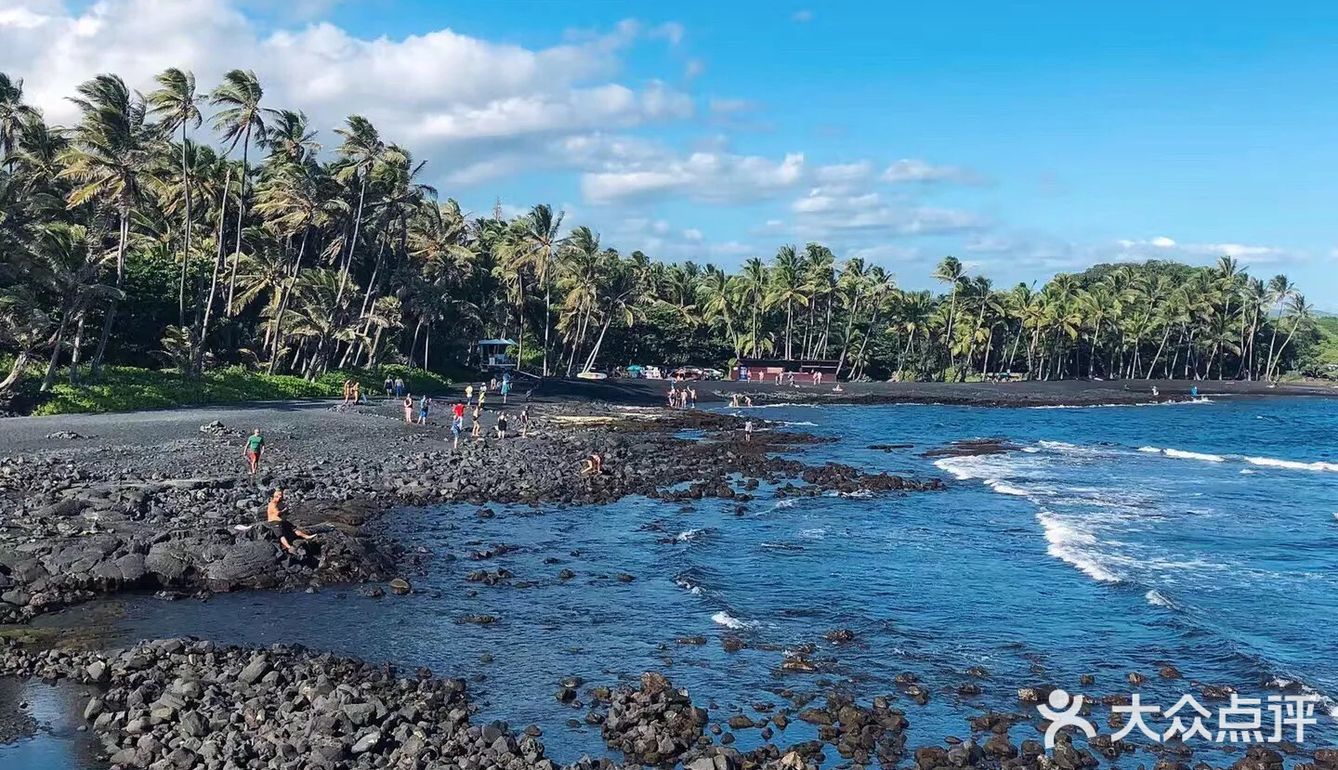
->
<box><xmin>514</xmin><ymin>276</ymin><xmax>526</xmax><ymax>372</ymax></box>
<box><xmin>0</xmin><ymin>350</ymin><xmax>31</xmax><ymax>393</ymax></box>
<box><xmin>834</xmin><ymin>294</ymin><xmax>861</xmax><ymax>377</ymax></box>
<box><xmin>583</xmin><ymin>315</ymin><xmax>615</xmax><ymax>373</ymax></box>
<box><xmin>784</xmin><ymin>299</ymin><xmax>793</xmax><ymax>360</ymax></box>
<box><xmin>542</xmin><ymin>247</ymin><xmax>552</xmax><ymax>378</ymax></box>
<box><xmin>195</xmin><ymin>165</ymin><xmax>232</xmax><ymax>368</ymax></box>
<box><xmin>335</xmin><ymin>177</ymin><xmax>367</xmax><ymax>309</ymax></box>
<box><xmin>1268</xmin><ymin>316</ymin><xmax>1303</xmax><ymax>381</ymax></box>
<box><xmin>69</xmin><ymin>310</ymin><xmax>87</xmax><ymax>385</ymax></box>
<box><xmin>177</xmin><ymin>121</ymin><xmax>192</xmax><ymax>328</ymax></box>
<box><xmin>90</xmin><ymin>211</ymin><xmax>130</xmax><ymax>378</ymax></box>
<box><xmin>226</xmin><ymin>126</ymin><xmax>251</xmax><ymax>315</ymax></box>
<box><xmin>267</xmin><ymin>227</ymin><xmax>308</xmax><ymax>375</ymax></box>
<box><xmin>410</xmin><ymin>317</ymin><xmax>424</xmax><ymax>368</ymax></box>
<box><xmin>343</xmin><ymin>234</ymin><xmax>388</xmax><ymax>368</ymax></box>
<box><xmin>40</xmin><ymin>307</ymin><xmax>73</xmax><ymax>392</ymax></box>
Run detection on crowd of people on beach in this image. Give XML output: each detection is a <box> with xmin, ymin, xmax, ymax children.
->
<box><xmin>666</xmin><ymin>383</ymin><xmax>698</xmax><ymax>408</ymax></box>
<box><xmin>238</xmin><ymin>370</ymin><xmax>554</xmax><ymax>561</ymax></box>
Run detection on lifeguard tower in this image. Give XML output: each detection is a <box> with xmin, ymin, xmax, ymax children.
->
<box><xmin>478</xmin><ymin>338</ymin><xmax>517</xmax><ymax>371</ymax></box>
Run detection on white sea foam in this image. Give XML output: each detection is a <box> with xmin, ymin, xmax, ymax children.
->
<box><xmin>1145</xmin><ymin>589</ymin><xmax>1174</xmax><ymax>608</ymax></box>
<box><xmin>675</xmin><ymin>577</ymin><xmax>704</xmax><ymax>596</ymax></box>
<box><xmin>800</xmin><ymin>528</ymin><xmax>827</xmax><ymax>539</ymax></box>
<box><xmin>1243</xmin><ymin>456</ymin><xmax>1338</xmax><ymax>473</ymax></box>
<box><xmin>986</xmin><ymin>480</ymin><xmax>1030</xmax><ymax>497</ymax></box>
<box><xmin>932</xmin><ymin>457</ymin><xmax>977</xmax><ymax>480</ymax></box>
<box><xmin>1164</xmin><ymin>448</ymin><xmax>1226</xmax><ymax>463</ymax></box>
<box><xmin>1036</xmin><ymin>511</ymin><xmax>1120</xmax><ymax>583</ymax></box>
<box><xmin>712</xmin><ymin>611</ymin><xmax>749</xmax><ymax>629</ymax></box>
<box><xmin>675</xmin><ymin>528</ymin><xmax>706</xmax><ymax>543</ymax></box>
<box><xmin>783</xmin><ymin>421</ymin><xmax>818</xmax><ymax>427</ymax></box>
<box><xmin>1139</xmin><ymin>446</ymin><xmax>1226</xmax><ymax>463</ymax></box>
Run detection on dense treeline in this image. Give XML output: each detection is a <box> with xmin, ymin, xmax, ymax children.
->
<box><xmin>0</xmin><ymin>69</ymin><xmax>1322</xmax><ymax>397</ymax></box>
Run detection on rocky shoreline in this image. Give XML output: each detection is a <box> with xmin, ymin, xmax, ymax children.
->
<box><xmin>0</xmin><ymin>400</ymin><xmax>938</xmax><ymax>626</ymax></box>
<box><xmin>4</xmin><ymin>634</ymin><xmax>1332</xmax><ymax>770</ymax></box>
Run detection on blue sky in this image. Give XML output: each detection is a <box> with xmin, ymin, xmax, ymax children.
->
<box><xmin>6</xmin><ymin>0</ymin><xmax>1337</xmax><ymax>302</ymax></box>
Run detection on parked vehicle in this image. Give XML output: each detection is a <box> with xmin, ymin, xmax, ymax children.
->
<box><xmin>577</xmin><ymin>370</ymin><xmax>608</xmax><ymax>380</ymax></box>
<box><xmin>669</xmin><ymin>366</ymin><xmax>704</xmax><ymax>380</ymax></box>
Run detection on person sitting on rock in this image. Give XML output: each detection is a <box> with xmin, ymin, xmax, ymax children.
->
<box><xmin>581</xmin><ymin>452</ymin><xmax>604</xmax><ymax>476</ymax></box>
<box><xmin>243</xmin><ymin>428</ymin><xmax>265</xmax><ymax>475</ymax></box>
<box><xmin>266</xmin><ymin>489</ymin><xmax>314</xmax><ymax>554</ymax></box>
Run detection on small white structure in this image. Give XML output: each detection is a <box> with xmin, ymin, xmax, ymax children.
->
<box><xmin>478</xmin><ymin>339</ymin><xmax>517</xmax><ymax>370</ymax></box>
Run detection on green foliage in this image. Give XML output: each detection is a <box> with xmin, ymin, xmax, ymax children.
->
<box><xmin>22</xmin><ymin>364</ymin><xmax>451</xmax><ymax>416</ymax></box>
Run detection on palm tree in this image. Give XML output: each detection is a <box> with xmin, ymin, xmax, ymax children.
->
<box><xmin>332</xmin><ymin>115</ymin><xmax>391</xmax><ymax>307</ymax></box>
<box><xmin>1266</xmin><ymin>292</ymin><xmax>1312</xmax><ymax>381</ymax></box>
<box><xmin>739</xmin><ymin>258</ymin><xmax>768</xmax><ymax>357</ymax></box>
<box><xmin>556</xmin><ymin>225</ymin><xmax>605</xmax><ymax>373</ymax></box>
<box><xmin>933</xmin><ymin>256</ymin><xmax>965</xmax><ymax>378</ymax></box>
<box><xmin>148</xmin><ymin>67</ymin><xmax>202</xmax><ymax>327</ymax></box>
<box><xmin>698</xmin><ymin>265</ymin><xmax>738</xmax><ymax>355</ymax></box>
<box><xmin>0</xmin><ymin>287</ymin><xmax>50</xmax><ymax>392</ymax></box>
<box><xmin>0</xmin><ymin>73</ymin><xmax>40</xmax><ymax>171</ymax></box>
<box><xmin>210</xmin><ymin>69</ymin><xmax>268</xmax><ymax>314</ymax></box>
<box><xmin>516</xmin><ymin>203</ymin><xmax>565</xmax><ymax>376</ymax></box>
<box><xmin>59</xmin><ymin>74</ymin><xmax>152</xmax><ymax>377</ymax></box>
<box><xmin>768</xmin><ymin>245</ymin><xmax>809</xmax><ymax>360</ymax></box>
<box><xmin>1261</xmin><ymin>274</ymin><xmax>1294</xmax><ymax>382</ymax></box>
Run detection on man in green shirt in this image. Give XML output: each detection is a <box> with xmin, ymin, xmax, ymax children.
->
<box><xmin>244</xmin><ymin>429</ymin><xmax>265</xmax><ymax>475</ymax></box>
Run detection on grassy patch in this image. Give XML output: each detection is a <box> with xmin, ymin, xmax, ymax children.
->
<box><xmin>17</xmin><ymin>364</ymin><xmax>455</xmax><ymax>416</ymax></box>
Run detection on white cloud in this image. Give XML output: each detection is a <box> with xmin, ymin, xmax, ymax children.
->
<box><xmin>708</xmin><ymin>98</ymin><xmax>756</xmax><ymax>115</ymax></box>
<box><xmin>650</xmin><ymin>21</ymin><xmax>685</xmax><ymax>46</ymax></box>
<box><xmin>792</xmin><ymin>9</ymin><xmax>814</xmax><ymax>23</ymax></box>
<box><xmin>882</xmin><ymin>158</ymin><xmax>983</xmax><ymax>185</ymax></box>
<box><xmin>1116</xmin><ymin>236</ymin><xmax>1288</xmax><ymax>264</ymax></box>
<box><xmin>1</xmin><ymin>0</ymin><xmax>692</xmax><ymax>167</ymax></box>
<box><xmin>813</xmin><ymin>160</ymin><xmax>874</xmax><ymax>190</ymax></box>
<box><xmin>582</xmin><ymin>149</ymin><xmax>806</xmax><ymax>204</ymax></box>
<box><xmin>789</xmin><ymin>188</ymin><xmax>984</xmax><ymax>236</ymax></box>
<box><xmin>604</xmin><ymin>216</ymin><xmax>754</xmax><ymax>262</ymax></box>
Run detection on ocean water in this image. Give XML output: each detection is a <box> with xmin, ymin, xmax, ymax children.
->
<box><xmin>10</xmin><ymin>395</ymin><xmax>1338</xmax><ymax>766</ymax></box>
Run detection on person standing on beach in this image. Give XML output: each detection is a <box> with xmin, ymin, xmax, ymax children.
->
<box><xmin>501</xmin><ymin>377</ymin><xmax>511</xmax><ymax>403</ymax></box>
<box><xmin>471</xmin><ymin>408</ymin><xmax>484</xmax><ymax>440</ymax></box>
<box><xmin>394</xmin><ymin>377</ymin><xmax>404</xmax><ymax>397</ymax></box>
<box><xmin>351</xmin><ymin>381</ymin><xmax>362</xmax><ymax>405</ymax></box>
<box><xmin>450</xmin><ymin>412</ymin><xmax>462</xmax><ymax>448</ymax></box>
<box><xmin>243</xmin><ymin>429</ymin><xmax>265</xmax><ymax>474</ymax></box>
<box><xmin>744</xmin><ymin>420</ymin><xmax>754</xmax><ymax>442</ymax></box>
<box><xmin>519</xmin><ymin>405</ymin><xmax>531</xmax><ymax>437</ymax></box>
<box><xmin>403</xmin><ymin>393</ymin><xmax>414</xmax><ymax>423</ymax></box>
<box><xmin>417</xmin><ymin>394</ymin><xmax>431</xmax><ymax>425</ymax></box>
<box><xmin>465</xmin><ymin>383</ymin><xmax>474</xmax><ymax>403</ymax></box>
<box><xmin>383</xmin><ymin>377</ymin><xmax>392</xmax><ymax>398</ymax></box>
<box><xmin>495</xmin><ymin>410</ymin><xmax>509</xmax><ymax>440</ymax></box>
<box><xmin>477</xmin><ymin>388</ymin><xmax>487</xmax><ymax>409</ymax></box>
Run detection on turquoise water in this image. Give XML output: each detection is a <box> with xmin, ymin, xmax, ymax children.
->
<box><xmin>11</xmin><ymin>396</ymin><xmax>1338</xmax><ymax>765</ymax></box>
